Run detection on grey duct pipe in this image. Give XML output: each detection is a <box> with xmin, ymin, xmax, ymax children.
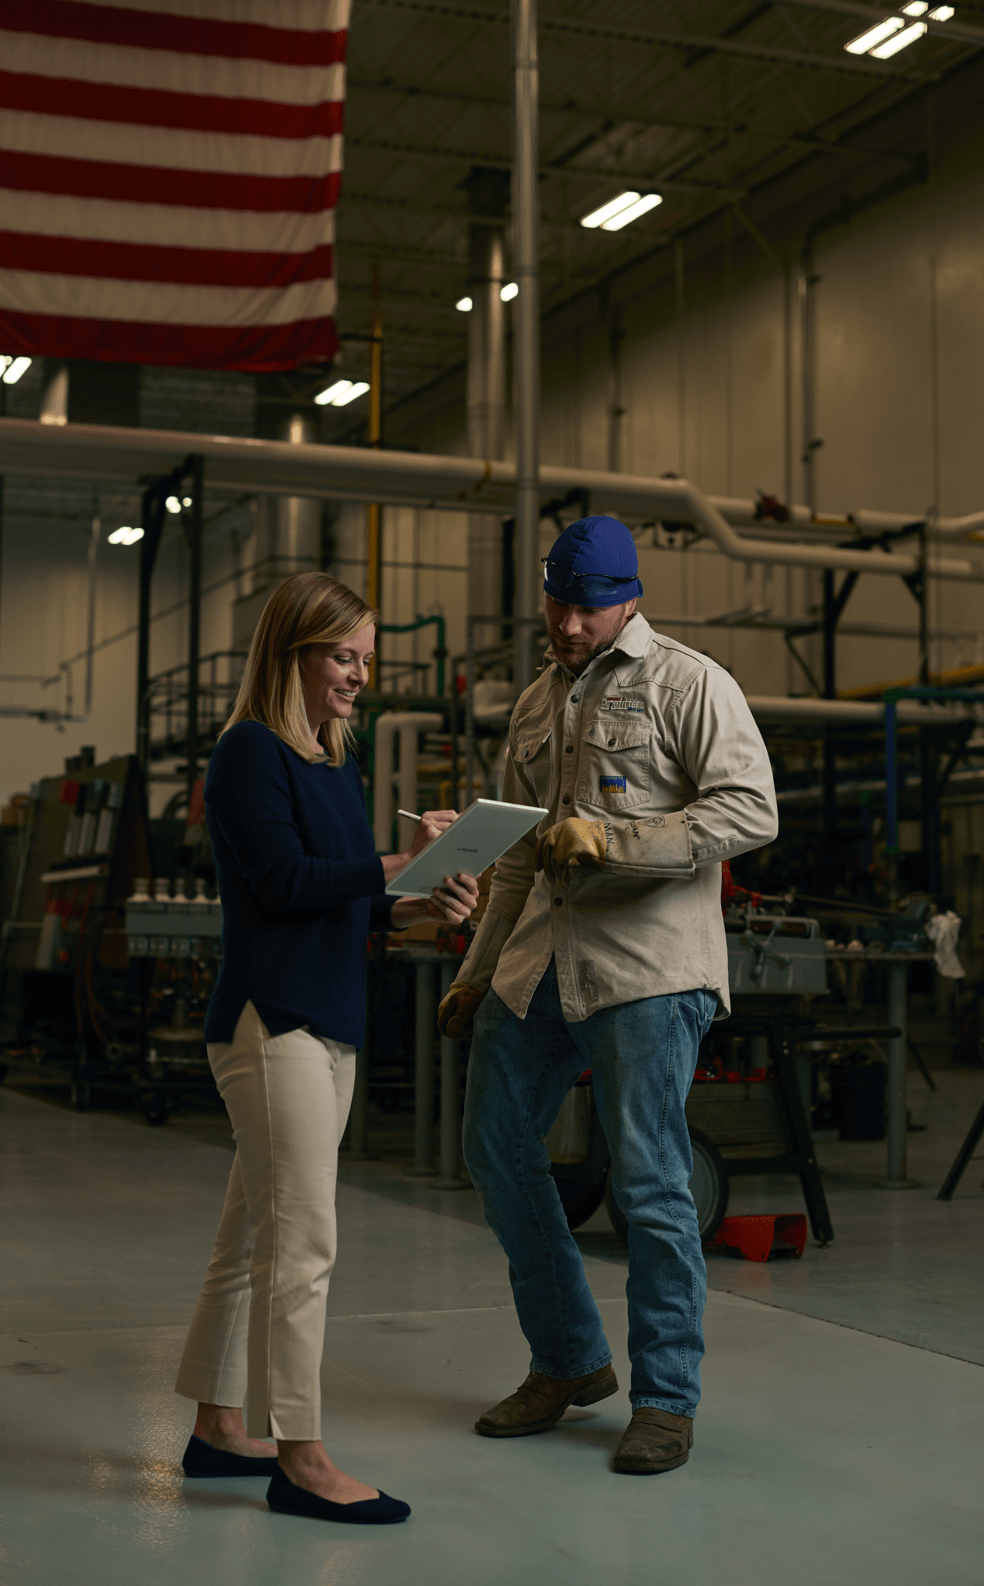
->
<box><xmin>512</xmin><ymin>0</ymin><xmax>540</xmax><ymax>691</ymax></box>
<box><xmin>3</xmin><ymin>417</ymin><xmax>984</xmax><ymax>582</ymax></box>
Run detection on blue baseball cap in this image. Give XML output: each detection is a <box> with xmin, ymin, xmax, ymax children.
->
<box><xmin>542</xmin><ymin>515</ymin><xmax>643</xmax><ymax>609</ymax></box>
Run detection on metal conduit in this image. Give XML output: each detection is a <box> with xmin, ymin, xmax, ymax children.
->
<box><xmin>2</xmin><ymin>418</ymin><xmax>983</xmax><ymax>582</ymax></box>
<box><xmin>511</xmin><ymin>0</ymin><xmax>540</xmax><ymax>691</ymax></box>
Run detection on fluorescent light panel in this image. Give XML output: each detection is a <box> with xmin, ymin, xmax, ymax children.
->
<box><xmin>844</xmin><ymin>16</ymin><xmax>903</xmax><ymax>50</ymax></box>
<box><xmin>928</xmin><ymin>5</ymin><xmax>954</xmax><ymax>18</ymax></box>
<box><xmin>580</xmin><ymin>190</ymin><xmax>662</xmax><ymax>231</ymax></box>
<box><xmin>456</xmin><ymin>296</ymin><xmax>473</xmax><ymax>313</ymax></box>
<box><xmin>1</xmin><ymin>355</ymin><xmax>32</xmax><ymax>385</ymax></box>
<box><xmin>314</xmin><ymin>378</ymin><xmax>369</xmax><ymax>406</ymax></box>
<box><xmin>601</xmin><ymin>192</ymin><xmax>663</xmax><ymax>231</ymax></box>
<box><xmin>107</xmin><ymin>526</ymin><xmax>144</xmax><ymax>546</ymax></box>
<box><xmin>500</xmin><ymin>281</ymin><xmax>518</xmax><ymax>301</ymax></box>
<box><xmin>331</xmin><ymin>379</ymin><xmax>369</xmax><ymax>406</ymax></box>
<box><xmin>870</xmin><ymin>18</ymin><xmax>926</xmax><ymax>53</ymax></box>
<box><xmin>902</xmin><ymin>2</ymin><xmax>927</xmax><ymax>13</ymax></box>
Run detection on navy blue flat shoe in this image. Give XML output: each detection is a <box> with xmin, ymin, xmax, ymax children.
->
<box><xmin>266</xmin><ymin>1468</ymin><xmax>410</xmax><ymax>1524</ymax></box>
<box><xmin>181</xmin><ymin>1434</ymin><xmax>280</xmax><ymax>1478</ymax></box>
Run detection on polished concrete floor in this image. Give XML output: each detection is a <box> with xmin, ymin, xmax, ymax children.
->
<box><xmin>2</xmin><ymin>1072</ymin><xmax>982</xmax><ymax>1586</ymax></box>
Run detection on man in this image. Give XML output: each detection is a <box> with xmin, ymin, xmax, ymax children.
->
<box><xmin>438</xmin><ymin>515</ymin><xmax>778</xmax><ymax>1475</ymax></box>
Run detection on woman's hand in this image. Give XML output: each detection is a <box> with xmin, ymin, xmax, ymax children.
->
<box><xmin>390</xmin><ymin>871</ymin><xmax>480</xmax><ymax>929</ymax></box>
<box><xmin>381</xmin><ymin>809</ymin><xmax>459</xmax><ymax>883</ymax></box>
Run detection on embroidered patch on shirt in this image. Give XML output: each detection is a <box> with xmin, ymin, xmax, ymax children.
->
<box><xmin>600</xmin><ymin>696</ymin><xmax>644</xmax><ymax>712</ymax></box>
<box><xmin>600</xmin><ymin>775</ymin><xmax>627</xmax><ymax>792</ymax></box>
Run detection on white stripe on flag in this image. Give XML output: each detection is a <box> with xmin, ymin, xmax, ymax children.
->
<box><xmin>1</xmin><ymin>111</ymin><xmax>344</xmax><ymax>179</ymax></box>
<box><xmin>0</xmin><ymin>269</ymin><xmax>337</xmax><ymax>327</ymax></box>
<box><xmin>88</xmin><ymin>0</ymin><xmax>350</xmax><ymax>27</ymax></box>
<box><xmin>0</xmin><ymin>31</ymin><xmax>346</xmax><ymax>105</ymax></box>
<box><xmin>0</xmin><ymin>189</ymin><xmax>336</xmax><ymax>252</ymax></box>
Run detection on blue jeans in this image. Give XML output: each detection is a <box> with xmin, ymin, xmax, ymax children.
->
<box><xmin>463</xmin><ymin>961</ymin><xmax>717</xmax><ymax>1416</ymax></box>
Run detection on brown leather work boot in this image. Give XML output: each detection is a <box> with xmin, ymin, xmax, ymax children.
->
<box><xmin>613</xmin><ymin>1408</ymin><xmax>694</xmax><ymax>1473</ymax></box>
<box><xmin>475</xmin><ymin>1365</ymin><xmax>618</xmax><ymax>1438</ymax></box>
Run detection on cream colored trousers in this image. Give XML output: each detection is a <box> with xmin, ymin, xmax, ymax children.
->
<box><xmin>174</xmin><ymin>1000</ymin><xmax>356</xmax><ymax>1440</ymax></box>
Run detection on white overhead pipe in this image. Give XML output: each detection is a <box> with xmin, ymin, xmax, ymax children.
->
<box><xmin>746</xmin><ymin>696</ymin><xmax>978</xmax><ymax>726</ymax></box>
<box><xmin>2</xmin><ymin>418</ymin><xmax>982</xmax><ymax>580</ymax></box>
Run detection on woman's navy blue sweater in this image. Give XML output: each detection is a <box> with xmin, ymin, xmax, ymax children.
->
<box><xmin>203</xmin><ymin>720</ymin><xmax>394</xmax><ymax>1047</ymax></box>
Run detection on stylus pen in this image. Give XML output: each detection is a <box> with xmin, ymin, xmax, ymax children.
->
<box><xmin>396</xmin><ymin>809</ymin><xmax>421</xmax><ymax>822</ymax></box>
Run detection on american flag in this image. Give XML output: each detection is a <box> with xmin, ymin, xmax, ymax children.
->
<box><xmin>0</xmin><ymin>0</ymin><xmax>350</xmax><ymax>371</ymax></box>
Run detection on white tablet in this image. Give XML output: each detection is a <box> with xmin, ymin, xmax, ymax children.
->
<box><xmin>385</xmin><ymin>798</ymin><xmax>549</xmax><ymax>897</ymax></box>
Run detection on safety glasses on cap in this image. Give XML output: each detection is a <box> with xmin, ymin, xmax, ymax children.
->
<box><xmin>541</xmin><ymin>558</ymin><xmax>637</xmax><ymax>598</ymax></box>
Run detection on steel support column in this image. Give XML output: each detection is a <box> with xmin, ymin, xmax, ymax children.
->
<box><xmin>512</xmin><ymin>0</ymin><xmax>540</xmax><ymax>693</ymax></box>
<box><xmin>184</xmin><ymin>455</ymin><xmax>204</xmax><ymax>811</ymax></box>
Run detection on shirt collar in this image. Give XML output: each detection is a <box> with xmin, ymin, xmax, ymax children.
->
<box><xmin>542</xmin><ymin>611</ymin><xmax>651</xmax><ymax>677</ymax></box>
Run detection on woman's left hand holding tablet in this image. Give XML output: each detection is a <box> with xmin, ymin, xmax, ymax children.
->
<box><xmin>383</xmin><ymin>810</ymin><xmax>479</xmax><ymax>928</ymax></box>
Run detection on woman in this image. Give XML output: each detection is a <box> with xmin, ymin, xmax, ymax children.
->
<box><xmin>174</xmin><ymin>572</ymin><xmax>477</xmax><ymax>1525</ymax></box>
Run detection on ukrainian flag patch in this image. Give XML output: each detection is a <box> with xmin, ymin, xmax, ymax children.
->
<box><xmin>600</xmin><ymin>775</ymin><xmax>627</xmax><ymax>792</ymax></box>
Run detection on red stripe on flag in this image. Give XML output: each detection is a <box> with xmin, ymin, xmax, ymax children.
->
<box><xmin>0</xmin><ymin>231</ymin><xmax>334</xmax><ymax>288</ymax></box>
<box><xmin>0</xmin><ymin>1</ymin><xmax>348</xmax><ymax>67</ymax></box>
<box><xmin>2</xmin><ymin>151</ymin><xmax>341</xmax><ymax>213</ymax></box>
<box><xmin>0</xmin><ymin>69</ymin><xmax>345</xmax><ymax>140</ymax></box>
<box><xmin>0</xmin><ymin>308</ymin><xmax>340</xmax><ymax>372</ymax></box>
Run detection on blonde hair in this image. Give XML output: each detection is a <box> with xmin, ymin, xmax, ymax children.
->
<box><xmin>225</xmin><ymin>572</ymin><xmax>378</xmax><ymax>765</ymax></box>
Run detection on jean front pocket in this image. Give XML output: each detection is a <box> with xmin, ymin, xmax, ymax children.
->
<box><xmin>577</xmin><ymin>720</ymin><xmax>652</xmax><ymax>811</ymax></box>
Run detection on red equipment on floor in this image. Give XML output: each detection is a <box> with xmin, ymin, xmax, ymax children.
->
<box><xmin>709</xmin><ymin>1213</ymin><xmax>808</xmax><ymax>1262</ymax></box>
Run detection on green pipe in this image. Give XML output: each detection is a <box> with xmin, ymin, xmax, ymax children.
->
<box><xmin>378</xmin><ymin>613</ymin><xmax>447</xmax><ymax>698</ymax></box>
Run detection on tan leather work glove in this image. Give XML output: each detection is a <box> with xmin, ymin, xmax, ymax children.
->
<box><xmin>437</xmin><ymin>982</ymin><xmax>486</xmax><ymax>1038</ymax></box>
<box><xmin>535</xmin><ymin>817</ymin><xmax>608</xmax><ymax>888</ymax></box>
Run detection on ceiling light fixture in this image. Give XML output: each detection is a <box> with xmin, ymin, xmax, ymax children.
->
<box><xmin>500</xmin><ymin>281</ymin><xmax>518</xmax><ymax>302</ymax></box>
<box><xmin>1</xmin><ymin>355</ymin><xmax>32</xmax><ymax>385</ymax></box>
<box><xmin>870</xmin><ymin>18</ymin><xmax>927</xmax><ymax>54</ymax></box>
<box><xmin>107</xmin><ymin>526</ymin><xmax>144</xmax><ymax>546</ymax></box>
<box><xmin>315</xmin><ymin>378</ymin><xmax>370</xmax><ymax>408</ymax></box>
<box><xmin>901</xmin><ymin>2</ymin><xmax>928</xmax><ymax>13</ymax></box>
<box><xmin>927</xmin><ymin>5</ymin><xmax>955</xmax><ymax>18</ymax></box>
<box><xmin>165</xmin><ymin>495</ymin><xmax>181</xmax><ymax>514</ymax></box>
<box><xmin>314</xmin><ymin>378</ymin><xmax>370</xmax><ymax>406</ymax></box>
<box><xmin>455</xmin><ymin>296</ymin><xmax>473</xmax><ymax>313</ymax></box>
<box><xmin>844</xmin><ymin>16</ymin><xmax>904</xmax><ymax>51</ymax></box>
<box><xmin>580</xmin><ymin>191</ymin><xmax>662</xmax><ymax>232</ymax></box>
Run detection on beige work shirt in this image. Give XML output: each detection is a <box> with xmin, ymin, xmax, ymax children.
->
<box><xmin>458</xmin><ymin>613</ymin><xmax>778</xmax><ymax>1021</ymax></box>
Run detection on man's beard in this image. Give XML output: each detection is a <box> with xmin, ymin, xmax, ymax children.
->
<box><xmin>548</xmin><ymin>631</ymin><xmax>616</xmax><ymax>675</ymax></box>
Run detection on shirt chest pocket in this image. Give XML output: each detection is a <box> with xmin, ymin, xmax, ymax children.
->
<box><xmin>514</xmin><ymin>728</ymin><xmax>553</xmax><ymax>805</ymax></box>
<box><xmin>577</xmin><ymin>720</ymin><xmax>652</xmax><ymax>811</ymax></box>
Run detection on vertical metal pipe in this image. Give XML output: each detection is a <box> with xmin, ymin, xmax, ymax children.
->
<box><xmin>464</xmin><ymin>615</ymin><xmax>476</xmax><ymax>807</ymax></box>
<box><xmin>83</xmin><ymin>509</ymin><xmax>99</xmax><ymax>717</ymax></box>
<box><xmin>185</xmin><ymin>455</ymin><xmax>204</xmax><ymax>812</ymax></box>
<box><xmin>347</xmin><ymin>1047</ymin><xmax>370</xmax><ymax>1157</ymax></box>
<box><xmin>884</xmin><ymin>699</ymin><xmax>899</xmax><ymax>854</ymax></box>
<box><xmin>467</xmin><ymin>216</ymin><xmax>507</xmax><ymax>616</ymax></box>
<box><xmin>410</xmin><ymin>960</ymin><xmax>437</xmax><ymax>1175</ymax></box>
<box><xmin>511</xmin><ymin>0</ymin><xmax>540</xmax><ymax>694</ymax></box>
<box><xmin>882</xmin><ymin>963</ymin><xmax>917</xmax><ymax>1187</ymax></box>
<box><xmin>366</xmin><ymin>271</ymin><xmax>383</xmax><ymax>689</ymax></box>
<box><xmin>436</xmin><ymin>960</ymin><xmax>468</xmax><ymax>1187</ymax></box>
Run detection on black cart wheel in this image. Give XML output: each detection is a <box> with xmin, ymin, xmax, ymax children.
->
<box><xmin>553</xmin><ymin>1172</ymin><xmax>608</xmax><ymax>1231</ymax></box>
<box><xmin>605</xmin><ymin>1127</ymin><xmax>729</xmax><ymax>1244</ymax></box>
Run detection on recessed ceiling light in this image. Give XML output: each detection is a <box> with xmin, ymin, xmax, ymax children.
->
<box><xmin>165</xmin><ymin>495</ymin><xmax>181</xmax><ymax>514</ymax></box>
<box><xmin>927</xmin><ymin>5</ymin><xmax>955</xmax><ymax>18</ymax></box>
<box><xmin>456</xmin><ymin>296</ymin><xmax>473</xmax><ymax>313</ymax></box>
<box><xmin>902</xmin><ymin>2</ymin><xmax>928</xmax><ymax>14</ymax></box>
